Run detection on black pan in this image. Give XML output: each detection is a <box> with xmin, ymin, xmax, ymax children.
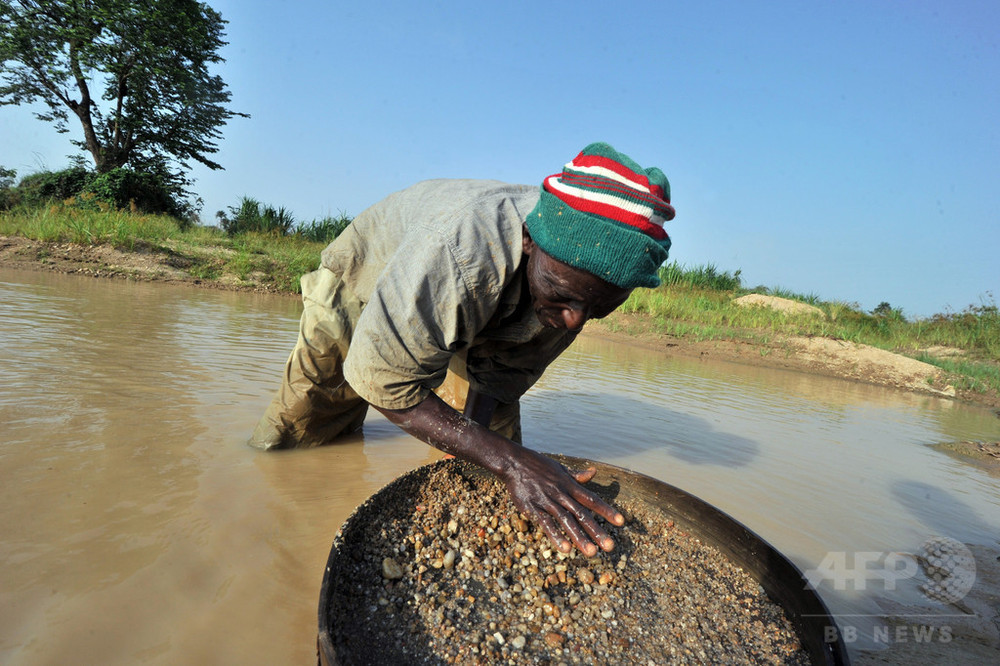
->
<box><xmin>317</xmin><ymin>455</ymin><xmax>850</xmax><ymax>665</ymax></box>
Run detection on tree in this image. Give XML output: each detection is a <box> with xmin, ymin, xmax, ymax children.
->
<box><xmin>0</xmin><ymin>0</ymin><xmax>247</xmax><ymax>180</ymax></box>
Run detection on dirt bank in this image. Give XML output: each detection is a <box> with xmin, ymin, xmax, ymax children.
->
<box><xmin>4</xmin><ymin>234</ymin><xmax>1000</xmax><ymax>421</ymax></box>
<box><xmin>0</xmin><ymin>234</ymin><xmax>296</xmax><ymax>295</ymax></box>
<box><xmin>590</xmin><ymin>313</ymin><xmax>1000</xmax><ymax>408</ymax></box>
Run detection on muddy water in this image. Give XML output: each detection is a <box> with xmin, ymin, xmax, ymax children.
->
<box><xmin>1</xmin><ymin>267</ymin><xmax>998</xmax><ymax>665</ymax></box>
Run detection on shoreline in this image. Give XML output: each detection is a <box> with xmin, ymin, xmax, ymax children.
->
<box><xmin>3</xmin><ymin>234</ymin><xmax>998</xmax><ymax>464</ymax></box>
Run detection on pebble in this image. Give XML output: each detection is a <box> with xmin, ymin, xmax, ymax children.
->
<box><xmin>380</xmin><ymin>557</ymin><xmax>402</xmax><ymax>580</ymax></box>
<box><xmin>326</xmin><ymin>460</ymin><xmax>810</xmax><ymax>665</ymax></box>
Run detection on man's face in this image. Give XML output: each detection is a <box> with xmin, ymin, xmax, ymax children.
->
<box><xmin>522</xmin><ymin>230</ymin><xmax>633</xmax><ymax>332</ymax></box>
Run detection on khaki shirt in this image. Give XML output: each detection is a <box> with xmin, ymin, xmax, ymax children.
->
<box><xmin>322</xmin><ymin>179</ymin><xmax>577</xmax><ymax>410</ymax></box>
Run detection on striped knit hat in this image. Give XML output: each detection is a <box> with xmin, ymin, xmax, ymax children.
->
<box><xmin>525</xmin><ymin>142</ymin><xmax>674</xmax><ymax>289</ymax></box>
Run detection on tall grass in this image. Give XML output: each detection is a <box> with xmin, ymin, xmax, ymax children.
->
<box><xmin>216</xmin><ymin>198</ymin><xmax>353</xmax><ymax>244</ymax></box>
<box><xmin>297</xmin><ymin>213</ymin><xmax>352</xmax><ymax>243</ymax></box>
<box><xmin>220</xmin><ymin>196</ymin><xmax>297</xmax><ymax>236</ymax></box>
<box><xmin>657</xmin><ymin>261</ymin><xmax>742</xmax><ymax>290</ymax></box>
<box><xmin>1</xmin><ymin>202</ymin><xmax>182</xmax><ymax>248</ymax></box>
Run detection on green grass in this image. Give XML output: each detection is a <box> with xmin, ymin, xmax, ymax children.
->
<box><xmin>914</xmin><ymin>354</ymin><xmax>1000</xmax><ymax>394</ymax></box>
<box><xmin>297</xmin><ymin>213</ymin><xmax>353</xmax><ymax>243</ymax></box>
<box><xmin>2</xmin><ymin>201</ymin><xmax>183</xmax><ymax>246</ymax></box>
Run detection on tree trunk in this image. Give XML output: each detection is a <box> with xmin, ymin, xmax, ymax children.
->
<box><xmin>67</xmin><ymin>37</ymin><xmax>110</xmax><ymax>172</ymax></box>
<box><xmin>73</xmin><ymin>105</ymin><xmax>111</xmax><ymax>172</ymax></box>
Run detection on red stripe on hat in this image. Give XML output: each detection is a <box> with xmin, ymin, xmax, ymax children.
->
<box><xmin>561</xmin><ymin>172</ymin><xmax>673</xmax><ymax>214</ymax></box>
<box><xmin>571</xmin><ymin>153</ymin><xmax>668</xmax><ymax>201</ymax></box>
<box><xmin>545</xmin><ymin>178</ymin><xmax>669</xmax><ymax>241</ymax></box>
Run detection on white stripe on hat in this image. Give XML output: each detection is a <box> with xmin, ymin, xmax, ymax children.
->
<box><xmin>546</xmin><ymin>175</ymin><xmax>659</xmax><ymax>223</ymax></box>
<box><xmin>564</xmin><ymin>162</ymin><xmax>653</xmax><ymax>195</ymax></box>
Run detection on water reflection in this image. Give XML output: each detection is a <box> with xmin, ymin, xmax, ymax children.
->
<box><xmin>524</xmin><ymin>390</ymin><xmax>760</xmax><ymax>467</ymax></box>
<box><xmin>1</xmin><ymin>268</ymin><xmax>998</xmax><ymax>665</ymax></box>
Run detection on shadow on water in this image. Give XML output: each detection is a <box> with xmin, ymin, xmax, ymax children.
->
<box><xmin>266</xmin><ymin>388</ymin><xmax>762</xmax><ymax>469</ymax></box>
<box><xmin>891</xmin><ymin>480</ymin><xmax>1000</xmax><ymax>544</ymax></box>
<box><xmin>522</xmin><ymin>390</ymin><xmax>760</xmax><ymax>468</ymax></box>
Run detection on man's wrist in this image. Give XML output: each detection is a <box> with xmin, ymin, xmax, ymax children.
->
<box><xmin>468</xmin><ymin>431</ymin><xmax>521</xmax><ymax>479</ymax></box>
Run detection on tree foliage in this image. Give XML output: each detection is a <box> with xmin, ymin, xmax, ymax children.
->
<box><xmin>0</xmin><ymin>0</ymin><xmax>247</xmax><ymax>180</ymax></box>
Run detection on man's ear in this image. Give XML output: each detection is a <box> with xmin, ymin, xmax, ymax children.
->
<box><xmin>522</xmin><ymin>224</ymin><xmax>535</xmax><ymax>255</ymax></box>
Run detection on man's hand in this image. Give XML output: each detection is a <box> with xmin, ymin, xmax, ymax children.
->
<box><xmin>372</xmin><ymin>393</ymin><xmax>624</xmax><ymax>556</ymax></box>
<box><xmin>498</xmin><ymin>448</ymin><xmax>624</xmax><ymax>557</ymax></box>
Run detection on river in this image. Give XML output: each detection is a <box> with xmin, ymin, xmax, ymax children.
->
<box><xmin>1</xmin><ymin>267</ymin><xmax>997</xmax><ymax>664</ymax></box>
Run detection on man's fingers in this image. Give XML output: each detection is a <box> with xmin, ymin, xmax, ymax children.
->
<box><xmin>553</xmin><ymin>509</ymin><xmax>599</xmax><ymax>557</ymax></box>
<box><xmin>508</xmin><ymin>456</ymin><xmax>625</xmax><ymax>556</ymax></box>
<box><xmin>534</xmin><ymin>511</ymin><xmax>572</xmax><ymax>553</ymax></box>
<box><xmin>562</xmin><ymin>499</ymin><xmax>615</xmax><ymax>552</ymax></box>
<box><xmin>533</xmin><ymin>500</ymin><xmax>599</xmax><ymax>557</ymax></box>
<box><xmin>568</xmin><ymin>467</ymin><xmax>625</xmax><ymax>527</ymax></box>
<box><xmin>559</xmin><ymin>467</ymin><xmax>623</xmax><ymax>551</ymax></box>
<box><xmin>568</xmin><ymin>485</ymin><xmax>625</xmax><ymax>528</ymax></box>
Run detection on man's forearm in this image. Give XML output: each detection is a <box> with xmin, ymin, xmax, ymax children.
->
<box><xmin>371</xmin><ymin>392</ymin><xmax>515</xmax><ymax>476</ymax></box>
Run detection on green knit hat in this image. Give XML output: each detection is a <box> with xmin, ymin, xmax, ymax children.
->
<box><xmin>525</xmin><ymin>142</ymin><xmax>674</xmax><ymax>289</ymax></box>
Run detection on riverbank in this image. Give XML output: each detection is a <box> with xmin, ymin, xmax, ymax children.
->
<box><xmin>3</xmin><ymin>233</ymin><xmax>999</xmax><ymax>450</ymax></box>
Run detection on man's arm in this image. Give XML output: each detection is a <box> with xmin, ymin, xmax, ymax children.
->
<box><xmin>372</xmin><ymin>393</ymin><xmax>624</xmax><ymax>557</ymax></box>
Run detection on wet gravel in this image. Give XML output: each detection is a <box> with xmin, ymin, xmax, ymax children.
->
<box><xmin>323</xmin><ymin>460</ymin><xmax>810</xmax><ymax>665</ymax></box>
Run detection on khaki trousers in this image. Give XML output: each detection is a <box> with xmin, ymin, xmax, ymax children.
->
<box><xmin>248</xmin><ymin>268</ymin><xmax>520</xmax><ymax>450</ymax></box>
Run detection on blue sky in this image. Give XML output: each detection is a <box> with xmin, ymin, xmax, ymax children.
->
<box><xmin>3</xmin><ymin>0</ymin><xmax>998</xmax><ymax>318</ymax></box>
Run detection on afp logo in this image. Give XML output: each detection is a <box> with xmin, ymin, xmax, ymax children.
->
<box><xmin>804</xmin><ymin>536</ymin><xmax>976</xmax><ymax>604</ymax></box>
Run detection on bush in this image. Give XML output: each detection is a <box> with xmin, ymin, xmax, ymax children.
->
<box><xmin>220</xmin><ymin>196</ymin><xmax>296</xmax><ymax>236</ymax></box>
<box><xmin>17</xmin><ymin>167</ymin><xmax>94</xmax><ymax>207</ymax></box>
<box><xmin>0</xmin><ymin>166</ymin><xmax>16</xmax><ymax>210</ymax></box>
<box><xmin>86</xmin><ymin>168</ymin><xmax>182</xmax><ymax>218</ymax></box>
<box><xmin>872</xmin><ymin>301</ymin><xmax>905</xmax><ymax>320</ymax></box>
<box><xmin>0</xmin><ymin>166</ymin><xmax>15</xmax><ymax>189</ymax></box>
<box><xmin>6</xmin><ymin>166</ymin><xmax>191</xmax><ymax>225</ymax></box>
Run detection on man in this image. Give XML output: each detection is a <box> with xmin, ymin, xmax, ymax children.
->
<box><xmin>249</xmin><ymin>142</ymin><xmax>675</xmax><ymax>557</ymax></box>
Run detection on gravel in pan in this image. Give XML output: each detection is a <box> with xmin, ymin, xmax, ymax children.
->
<box><xmin>324</xmin><ymin>460</ymin><xmax>810</xmax><ymax>665</ymax></box>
